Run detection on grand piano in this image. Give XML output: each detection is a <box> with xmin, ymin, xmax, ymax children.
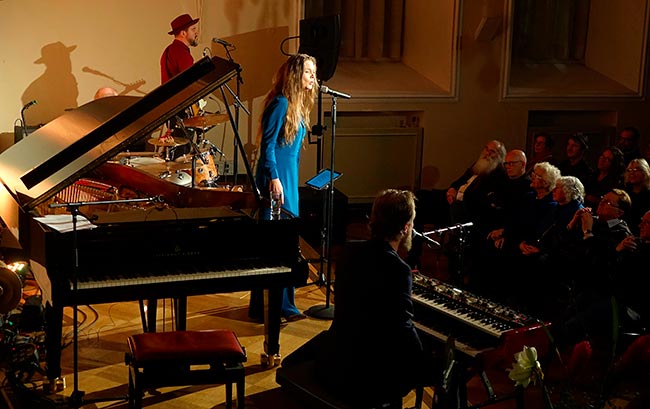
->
<box><xmin>0</xmin><ymin>56</ymin><xmax>308</xmax><ymax>380</ymax></box>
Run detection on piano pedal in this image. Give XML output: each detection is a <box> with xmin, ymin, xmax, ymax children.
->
<box><xmin>260</xmin><ymin>352</ymin><xmax>282</xmax><ymax>368</ymax></box>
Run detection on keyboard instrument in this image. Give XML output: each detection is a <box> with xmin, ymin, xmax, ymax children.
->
<box><xmin>0</xmin><ymin>56</ymin><xmax>308</xmax><ymax>380</ymax></box>
<box><xmin>412</xmin><ymin>272</ymin><xmax>550</xmax><ymax>370</ymax></box>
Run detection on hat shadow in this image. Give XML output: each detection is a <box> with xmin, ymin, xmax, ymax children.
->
<box><xmin>21</xmin><ymin>41</ymin><xmax>79</xmax><ymax>125</ymax></box>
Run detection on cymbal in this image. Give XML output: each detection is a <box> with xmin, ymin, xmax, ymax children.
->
<box><xmin>147</xmin><ymin>136</ymin><xmax>190</xmax><ymax>147</ymax></box>
<box><xmin>0</xmin><ymin>262</ymin><xmax>22</xmax><ymax>314</ymax></box>
<box><xmin>136</xmin><ymin>162</ymin><xmax>190</xmax><ymax>174</ymax></box>
<box><xmin>183</xmin><ymin>114</ymin><xmax>229</xmax><ymax>128</ymax></box>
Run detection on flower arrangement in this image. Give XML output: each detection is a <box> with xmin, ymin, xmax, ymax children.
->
<box><xmin>507</xmin><ymin>338</ymin><xmax>649</xmax><ymax>409</ymax></box>
<box><xmin>508</xmin><ymin>345</ymin><xmax>554</xmax><ymax>408</ymax></box>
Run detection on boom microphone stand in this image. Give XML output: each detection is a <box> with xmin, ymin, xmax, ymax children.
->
<box><xmin>215</xmin><ymin>40</ymin><xmax>246</xmax><ymax>184</ymax></box>
<box><xmin>305</xmin><ymin>86</ymin><xmax>351</xmax><ymax>320</ymax></box>
<box><xmin>49</xmin><ymin>196</ymin><xmax>161</xmax><ymax>407</ymax></box>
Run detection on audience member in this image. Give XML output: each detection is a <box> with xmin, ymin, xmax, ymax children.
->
<box><xmin>526</xmin><ymin>133</ymin><xmax>557</xmax><ymax>174</ymax></box>
<box><xmin>477</xmin><ymin>150</ymin><xmax>533</xmax><ymax>297</ymax></box>
<box><xmin>623</xmin><ymin>158</ymin><xmax>650</xmax><ymax>234</ymax></box>
<box><xmin>445</xmin><ymin>140</ymin><xmax>508</xmax><ymax>285</ymax></box>
<box><xmin>566</xmin><ymin>188</ymin><xmax>633</xmax><ymax>294</ymax></box>
<box><xmin>554</xmin><ymin>192</ymin><xmax>636</xmax><ymax>353</ymax></box>
<box><xmin>508</xmin><ymin>162</ymin><xmax>561</xmax><ymax>250</ymax></box>
<box><xmin>616</xmin><ymin>126</ymin><xmax>643</xmax><ymax>166</ymax></box>
<box><xmin>486</xmin><ymin>150</ymin><xmax>532</xmax><ymax>244</ymax></box>
<box><xmin>614</xmin><ymin>210</ymin><xmax>650</xmax><ymax>329</ymax></box>
<box><xmin>584</xmin><ymin>146</ymin><xmax>625</xmax><ymax>208</ymax></box>
<box><xmin>513</xmin><ymin>176</ymin><xmax>585</xmax><ymax>319</ymax></box>
<box><xmin>558</xmin><ymin>133</ymin><xmax>593</xmax><ymax>186</ymax></box>
<box><xmin>484</xmin><ymin>161</ymin><xmax>557</xmax><ymax>303</ymax></box>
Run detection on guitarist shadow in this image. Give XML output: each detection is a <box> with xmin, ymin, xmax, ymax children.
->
<box><xmin>82</xmin><ymin>66</ymin><xmax>146</xmax><ymax>96</ymax></box>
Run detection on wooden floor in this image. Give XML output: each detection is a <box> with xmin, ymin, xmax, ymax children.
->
<box><xmin>1</xmin><ymin>211</ymin><xmax>645</xmax><ymax>408</ymax></box>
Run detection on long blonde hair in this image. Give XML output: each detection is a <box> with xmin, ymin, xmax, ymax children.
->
<box><xmin>260</xmin><ymin>54</ymin><xmax>317</xmax><ymax>146</ymax></box>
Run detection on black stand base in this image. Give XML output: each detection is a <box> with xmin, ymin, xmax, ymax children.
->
<box><xmin>304</xmin><ymin>304</ymin><xmax>334</xmax><ymax>320</ymax></box>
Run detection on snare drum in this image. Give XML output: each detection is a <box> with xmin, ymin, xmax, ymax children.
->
<box><xmin>126</xmin><ymin>156</ymin><xmax>165</xmax><ymax>167</ymax></box>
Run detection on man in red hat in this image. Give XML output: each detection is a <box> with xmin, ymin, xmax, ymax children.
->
<box><xmin>160</xmin><ymin>13</ymin><xmax>200</xmax><ymax>84</ymax></box>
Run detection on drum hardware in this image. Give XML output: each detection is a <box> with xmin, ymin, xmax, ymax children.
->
<box><xmin>0</xmin><ymin>261</ymin><xmax>23</xmax><ymax>314</ymax></box>
<box><xmin>146</xmin><ymin>136</ymin><xmax>190</xmax><ymax>147</ymax></box>
<box><xmin>201</xmin><ymin>139</ymin><xmax>226</xmax><ymax>158</ymax></box>
<box><xmin>182</xmin><ymin>113</ymin><xmax>229</xmax><ymax>129</ymax></box>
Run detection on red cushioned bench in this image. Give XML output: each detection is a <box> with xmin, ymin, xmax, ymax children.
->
<box><xmin>125</xmin><ymin>329</ymin><xmax>247</xmax><ymax>409</ymax></box>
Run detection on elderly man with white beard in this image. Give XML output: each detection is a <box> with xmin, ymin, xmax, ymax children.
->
<box><xmin>444</xmin><ymin>140</ymin><xmax>508</xmax><ymax>287</ymax></box>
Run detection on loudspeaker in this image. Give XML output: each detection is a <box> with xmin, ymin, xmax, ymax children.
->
<box><xmin>13</xmin><ymin>124</ymin><xmax>42</xmax><ymax>143</ymax></box>
<box><xmin>298</xmin><ymin>14</ymin><xmax>341</xmax><ymax>82</ymax></box>
<box><xmin>299</xmin><ymin>186</ymin><xmax>348</xmax><ymax>251</ymax></box>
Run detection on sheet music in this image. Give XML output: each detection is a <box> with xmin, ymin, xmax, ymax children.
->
<box><xmin>33</xmin><ymin>214</ymin><xmax>96</xmax><ymax>233</ymax></box>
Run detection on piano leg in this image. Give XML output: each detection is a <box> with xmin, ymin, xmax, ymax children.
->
<box><xmin>262</xmin><ymin>287</ymin><xmax>282</xmax><ymax>367</ymax></box>
<box><xmin>146</xmin><ymin>298</ymin><xmax>157</xmax><ymax>332</ymax></box>
<box><xmin>174</xmin><ymin>297</ymin><xmax>187</xmax><ymax>330</ymax></box>
<box><xmin>44</xmin><ymin>301</ymin><xmax>64</xmax><ymax>380</ymax></box>
<box><xmin>143</xmin><ymin>297</ymin><xmax>187</xmax><ymax>332</ymax></box>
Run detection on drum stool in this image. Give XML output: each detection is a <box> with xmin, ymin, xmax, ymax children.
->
<box><xmin>125</xmin><ymin>329</ymin><xmax>247</xmax><ymax>409</ymax></box>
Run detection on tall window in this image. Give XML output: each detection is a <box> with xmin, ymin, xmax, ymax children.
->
<box><xmin>304</xmin><ymin>0</ymin><xmax>405</xmax><ymax>61</ymax></box>
<box><xmin>511</xmin><ymin>0</ymin><xmax>590</xmax><ymax>63</ymax></box>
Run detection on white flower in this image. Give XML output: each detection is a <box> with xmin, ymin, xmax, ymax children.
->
<box><xmin>508</xmin><ymin>346</ymin><xmax>542</xmax><ymax>388</ymax></box>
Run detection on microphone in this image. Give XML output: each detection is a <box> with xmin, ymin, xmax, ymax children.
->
<box><xmin>320</xmin><ymin>85</ymin><xmax>351</xmax><ymax>99</ymax></box>
<box><xmin>202</xmin><ymin>47</ymin><xmax>211</xmax><ymax>57</ymax></box>
<box><xmin>22</xmin><ymin>100</ymin><xmax>38</xmax><ymax>112</ymax></box>
<box><xmin>212</xmin><ymin>38</ymin><xmax>233</xmax><ymax>47</ymax></box>
<box><xmin>412</xmin><ymin>229</ymin><xmax>441</xmax><ymax>248</ymax></box>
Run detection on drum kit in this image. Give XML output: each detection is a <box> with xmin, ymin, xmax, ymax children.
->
<box><xmin>123</xmin><ymin>113</ymin><xmax>228</xmax><ymax>187</ymax></box>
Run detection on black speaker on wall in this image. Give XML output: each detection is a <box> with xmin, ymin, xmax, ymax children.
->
<box><xmin>298</xmin><ymin>14</ymin><xmax>341</xmax><ymax>82</ymax></box>
<box><xmin>299</xmin><ymin>186</ymin><xmax>348</xmax><ymax>251</ymax></box>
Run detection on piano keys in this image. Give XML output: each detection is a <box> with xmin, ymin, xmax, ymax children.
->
<box><xmin>0</xmin><ymin>55</ymin><xmax>307</xmax><ymax>381</ymax></box>
<box><xmin>411</xmin><ymin>272</ymin><xmax>551</xmax><ymax>372</ymax></box>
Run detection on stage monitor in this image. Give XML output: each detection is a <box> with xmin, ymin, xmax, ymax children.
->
<box><xmin>298</xmin><ymin>14</ymin><xmax>341</xmax><ymax>82</ymax></box>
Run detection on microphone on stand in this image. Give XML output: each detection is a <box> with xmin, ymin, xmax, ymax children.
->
<box><xmin>413</xmin><ymin>229</ymin><xmax>441</xmax><ymax>248</ymax></box>
<box><xmin>320</xmin><ymin>85</ymin><xmax>351</xmax><ymax>99</ymax></box>
<box><xmin>212</xmin><ymin>38</ymin><xmax>234</xmax><ymax>47</ymax></box>
<box><xmin>21</xmin><ymin>100</ymin><xmax>38</xmax><ymax>137</ymax></box>
<box><xmin>22</xmin><ymin>100</ymin><xmax>38</xmax><ymax>112</ymax></box>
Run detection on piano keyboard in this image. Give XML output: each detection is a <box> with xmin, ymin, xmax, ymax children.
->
<box><xmin>74</xmin><ymin>264</ymin><xmax>292</xmax><ymax>290</ymax></box>
<box><xmin>411</xmin><ymin>272</ymin><xmax>546</xmax><ymax>360</ymax></box>
<box><xmin>412</xmin><ymin>286</ymin><xmax>515</xmax><ymax>339</ymax></box>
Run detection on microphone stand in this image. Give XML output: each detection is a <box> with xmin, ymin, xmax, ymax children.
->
<box><xmin>220</xmin><ymin>43</ymin><xmax>245</xmax><ymax>185</ymax></box>
<box><xmin>48</xmin><ymin>196</ymin><xmax>160</xmax><ymax>408</ymax></box>
<box><xmin>423</xmin><ymin>222</ymin><xmax>473</xmax><ymax>287</ymax></box>
<box><xmin>305</xmin><ymin>92</ymin><xmax>343</xmax><ymax>320</ymax></box>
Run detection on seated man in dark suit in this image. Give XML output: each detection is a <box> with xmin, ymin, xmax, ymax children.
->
<box><xmin>316</xmin><ymin>189</ymin><xmax>441</xmax><ymax>408</ymax></box>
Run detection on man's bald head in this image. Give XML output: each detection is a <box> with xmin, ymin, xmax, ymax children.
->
<box><xmin>504</xmin><ymin>149</ymin><xmax>527</xmax><ymax>179</ymax></box>
<box><xmin>94</xmin><ymin>87</ymin><xmax>119</xmax><ymax>100</ymax></box>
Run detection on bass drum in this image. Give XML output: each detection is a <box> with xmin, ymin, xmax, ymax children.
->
<box><xmin>193</xmin><ymin>151</ymin><xmax>219</xmax><ymax>186</ymax></box>
<box><xmin>175</xmin><ymin>151</ymin><xmax>219</xmax><ymax>187</ymax></box>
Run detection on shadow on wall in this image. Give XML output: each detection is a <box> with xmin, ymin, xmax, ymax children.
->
<box><xmin>0</xmin><ymin>133</ymin><xmax>14</xmax><ymax>153</ymax></box>
<box><xmin>212</xmin><ymin>26</ymin><xmax>290</xmax><ymax>166</ymax></box>
<box><xmin>21</xmin><ymin>41</ymin><xmax>79</xmax><ymax>126</ymax></box>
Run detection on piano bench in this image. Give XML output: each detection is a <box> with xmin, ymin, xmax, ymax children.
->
<box><xmin>125</xmin><ymin>329</ymin><xmax>247</xmax><ymax>409</ymax></box>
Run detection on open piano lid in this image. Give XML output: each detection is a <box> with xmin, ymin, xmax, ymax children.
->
<box><xmin>0</xmin><ymin>56</ymin><xmax>239</xmax><ymax>213</ymax></box>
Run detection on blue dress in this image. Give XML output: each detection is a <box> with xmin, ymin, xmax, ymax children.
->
<box><xmin>250</xmin><ymin>95</ymin><xmax>304</xmax><ymax>318</ymax></box>
<box><xmin>255</xmin><ymin>95</ymin><xmax>305</xmax><ymax>217</ymax></box>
